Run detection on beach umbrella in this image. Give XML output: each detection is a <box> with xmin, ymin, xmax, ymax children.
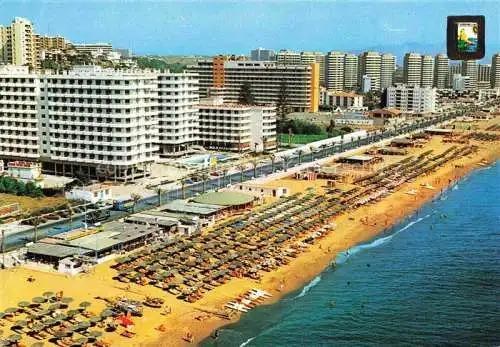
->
<box><xmin>17</xmin><ymin>301</ymin><xmax>31</xmax><ymax>309</ymax></box>
<box><xmin>36</xmin><ymin>309</ymin><xmax>50</xmax><ymax>317</ymax></box>
<box><xmin>12</xmin><ymin>320</ymin><xmax>27</xmax><ymax>328</ymax></box>
<box><xmin>42</xmin><ymin>292</ymin><xmax>55</xmax><ymax>299</ymax></box>
<box><xmin>74</xmin><ymin>337</ymin><xmax>88</xmax><ymax>345</ymax></box>
<box><xmin>76</xmin><ymin>321</ymin><xmax>90</xmax><ymax>331</ymax></box>
<box><xmin>61</xmin><ymin>297</ymin><xmax>73</xmax><ymax>304</ymax></box>
<box><xmin>89</xmin><ymin>316</ymin><xmax>100</xmax><ymax>325</ymax></box>
<box><xmin>32</xmin><ymin>297</ymin><xmax>47</xmax><ymax>304</ymax></box>
<box><xmin>53</xmin><ymin>313</ymin><xmax>67</xmax><ymax>322</ymax></box>
<box><xmin>43</xmin><ymin>318</ymin><xmax>57</xmax><ymax>326</ymax></box>
<box><xmin>79</xmin><ymin>302</ymin><xmax>92</xmax><ymax>310</ymax></box>
<box><xmin>4</xmin><ymin>308</ymin><xmax>17</xmax><ymax>315</ymax></box>
<box><xmin>115</xmin><ymin>257</ymin><xmax>131</xmax><ymax>264</ymax></box>
<box><xmin>100</xmin><ymin>309</ymin><xmax>114</xmax><ymax>318</ymax></box>
<box><xmin>7</xmin><ymin>334</ymin><xmax>21</xmax><ymax>343</ymax></box>
<box><xmin>48</xmin><ymin>303</ymin><xmax>61</xmax><ymax>311</ymax></box>
<box><xmin>53</xmin><ymin>330</ymin><xmax>70</xmax><ymax>338</ymax></box>
<box><xmin>66</xmin><ymin>309</ymin><xmax>79</xmax><ymax>318</ymax></box>
<box><xmin>87</xmin><ymin>330</ymin><xmax>103</xmax><ymax>339</ymax></box>
<box><xmin>31</xmin><ymin>322</ymin><xmax>45</xmax><ymax>333</ymax></box>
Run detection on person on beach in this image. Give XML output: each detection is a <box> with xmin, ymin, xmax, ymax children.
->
<box><xmin>185</xmin><ymin>331</ymin><xmax>194</xmax><ymax>343</ymax></box>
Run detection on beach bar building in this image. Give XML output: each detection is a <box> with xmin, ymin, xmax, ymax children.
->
<box><xmin>425</xmin><ymin>128</ymin><xmax>454</xmax><ymax>136</ymax></box>
<box><xmin>390</xmin><ymin>138</ymin><xmax>415</xmax><ymax>148</ymax></box>
<box><xmin>26</xmin><ymin>242</ymin><xmax>91</xmax><ymax>265</ymax></box>
<box><xmin>26</xmin><ymin>221</ymin><xmax>162</xmax><ymax>267</ymax></box>
<box><xmin>339</xmin><ymin>155</ymin><xmax>377</xmax><ymax>166</ymax></box>
<box><xmin>226</xmin><ymin>183</ymin><xmax>289</xmax><ymax>198</ymax></box>
<box><xmin>192</xmin><ymin>191</ymin><xmax>255</xmax><ymax>212</ymax></box>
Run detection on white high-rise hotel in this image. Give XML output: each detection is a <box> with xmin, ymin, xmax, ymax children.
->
<box><xmin>157</xmin><ymin>72</ymin><xmax>199</xmax><ymax>156</ymax></box>
<box><xmin>0</xmin><ymin>66</ymin><xmax>204</xmax><ymax>180</ymax></box>
<box><xmin>0</xmin><ymin>66</ymin><xmax>160</xmax><ymax>180</ymax></box>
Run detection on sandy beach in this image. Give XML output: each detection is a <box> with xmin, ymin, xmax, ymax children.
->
<box><xmin>0</xmin><ymin>122</ymin><xmax>499</xmax><ymax>347</ymax></box>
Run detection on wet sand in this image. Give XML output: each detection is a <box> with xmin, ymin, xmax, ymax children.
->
<box><xmin>0</xmin><ymin>132</ymin><xmax>498</xmax><ymax>347</ymax></box>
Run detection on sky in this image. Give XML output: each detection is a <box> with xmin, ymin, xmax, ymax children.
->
<box><xmin>1</xmin><ymin>0</ymin><xmax>499</xmax><ymax>60</ymax></box>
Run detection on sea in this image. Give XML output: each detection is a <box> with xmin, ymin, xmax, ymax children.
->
<box><xmin>201</xmin><ymin>161</ymin><xmax>500</xmax><ymax>347</ymax></box>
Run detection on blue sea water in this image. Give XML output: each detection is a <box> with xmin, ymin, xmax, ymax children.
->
<box><xmin>202</xmin><ymin>161</ymin><xmax>500</xmax><ymax>347</ymax></box>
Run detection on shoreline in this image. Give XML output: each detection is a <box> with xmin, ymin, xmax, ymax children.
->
<box><xmin>152</xmin><ymin>142</ymin><xmax>499</xmax><ymax>347</ymax></box>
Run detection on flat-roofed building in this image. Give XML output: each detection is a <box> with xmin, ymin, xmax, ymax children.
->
<box><xmin>276</xmin><ymin>50</ymin><xmax>301</xmax><ymax>65</ymax></box>
<box><xmin>358</xmin><ymin>51</ymin><xmax>381</xmax><ymax>91</ymax></box>
<box><xmin>403</xmin><ymin>52</ymin><xmax>422</xmax><ymax>86</ymax></box>
<box><xmin>40</xmin><ymin>66</ymin><xmax>159</xmax><ymax>180</ymax></box>
<box><xmin>477</xmin><ymin>63</ymin><xmax>491</xmax><ymax>89</ymax></box>
<box><xmin>0</xmin><ymin>65</ymin><xmax>159</xmax><ymax>181</ymax></box>
<box><xmin>320</xmin><ymin>88</ymin><xmax>363</xmax><ymax>109</ymax></box>
<box><xmin>157</xmin><ymin>71</ymin><xmax>199</xmax><ymax>156</ymax></box>
<box><xmin>187</xmin><ymin>59</ymin><xmax>320</xmax><ymax>112</ymax></box>
<box><xmin>491</xmin><ymin>53</ymin><xmax>500</xmax><ymax>89</ymax></box>
<box><xmin>434</xmin><ymin>54</ymin><xmax>449</xmax><ymax>89</ymax></box>
<box><xmin>198</xmin><ymin>97</ymin><xmax>276</xmax><ymax>152</ymax></box>
<box><xmin>421</xmin><ymin>55</ymin><xmax>434</xmax><ymax>88</ymax></box>
<box><xmin>250</xmin><ymin>48</ymin><xmax>276</xmax><ymax>61</ymax></box>
<box><xmin>0</xmin><ymin>65</ymin><xmax>40</xmax><ymax>160</ymax></box>
<box><xmin>344</xmin><ymin>53</ymin><xmax>358</xmax><ymax>91</ymax></box>
<box><xmin>461</xmin><ymin>60</ymin><xmax>478</xmax><ymax>90</ymax></box>
<box><xmin>72</xmin><ymin>43</ymin><xmax>113</xmax><ymax>57</ymax></box>
<box><xmin>380</xmin><ymin>53</ymin><xmax>396</xmax><ymax>90</ymax></box>
<box><xmin>0</xmin><ymin>17</ymin><xmax>36</xmax><ymax>68</ymax></box>
<box><xmin>325</xmin><ymin>51</ymin><xmax>345</xmax><ymax>91</ymax></box>
<box><xmin>386</xmin><ymin>83</ymin><xmax>436</xmax><ymax>113</ymax></box>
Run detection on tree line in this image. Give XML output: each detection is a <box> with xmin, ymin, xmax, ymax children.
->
<box><xmin>0</xmin><ymin>176</ymin><xmax>44</xmax><ymax>198</ymax></box>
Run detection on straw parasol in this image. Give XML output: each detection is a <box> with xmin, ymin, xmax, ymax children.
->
<box><xmin>17</xmin><ymin>301</ymin><xmax>31</xmax><ymax>309</ymax></box>
<box><xmin>100</xmin><ymin>309</ymin><xmax>114</xmax><ymax>318</ymax></box>
<box><xmin>88</xmin><ymin>316</ymin><xmax>100</xmax><ymax>325</ymax></box>
<box><xmin>30</xmin><ymin>322</ymin><xmax>46</xmax><ymax>333</ymax></box>
<box><xmin>79</xmin><ymin>301</ymin><xmax>92</xmax><ymax>310</ymax></box>
<box><xmin>48</xmin><ymin>303</ymin><xmax>61</xmax><ymax>311</ymax></box>
<box><xmin>12</xmin><ymin>320</ymin><xmax>27</xmax><ymax>328</ymax></box>
<box><xmin>6</xmin><ymin>334</ymin><xmax>21</xmax><ymax>343</ymax></box>
<box><xmin>4</xmin><ymin>308</ymin><xmax>17</xmax><ymax>315</ymax></box>
<box><xmin>66</xmin><ymin>309</ymin><xmax>79</xmax><ymax>318</ymax></box>
<box><xmin>32</xmin><ymin>297</ymin><xmax>47</xmax><ymax>304</ymax></box>
<box><xmin>61</xmin><ymin>297</ymin><xmax>73</xmax><ymax>304</ymax></box>
<box><xmin>42</xmin><ymin>292</ymin><xmax>55</xmax><ymax>299</ymax></box>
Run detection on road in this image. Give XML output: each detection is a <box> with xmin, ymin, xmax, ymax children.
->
<box><xmin>0</xmin><ymin>113</ymin><xmax>459</xmax><ymax>251</ymax></box>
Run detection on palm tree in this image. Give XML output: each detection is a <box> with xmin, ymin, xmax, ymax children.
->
<box><xmin>237</xmin><ymin>164</ymin><xmax>247</xmax><ymax>182</ymax></box>
<box><xmin>201</xmin><ymin>171</ymin><xmax>210</xmax><ymax>192</ymax></box>
<box><xmin>130</xmin><ymin>193</ymin><xmax>141</xmax><ymax>212</ymax></box>
<box><xmin>181</xmin><ymin>179</ymin><xmax>188</xmax><ymax>199</ymax></box>
<box><xmin>250</xmin><ymin>159</ymin><xmax>258</xmax><ymax>178</ymax></box>
<box><xmin>222</xmin><ymin>167</ymin><xmax>229</xmax><ymax>187</ymax></box>
<box><xmin>32</xmin><ymin>215</ymin><xmax>41</xmax><ymax>242</ymax></box>
<box><xmin>309</xmin><ymin>145</ymin><xmax>316</xmax><ymax>161</ymax></box>
<box><xmin>297</xmin><ymin>149</ymin><xmax>304</xmax><ymax>165</ymax></box>
<box><xmin>155</xmin><ymin>187</ymin><xmax>163</xmax><ymax>207</ymax></box>
<box><xmin>269</xmin><ymin>153</ymin><xmax>276</xmax><ymax>173</ymax></box>
<box><xmin>282</xmin><ymin>155</ymin><xmax>290</xmax><ymax>171</ymax></box>
<box><xmin>65</xmin><ymin>203</ymin><xmax>74</xmax><ymax>226</ymax></box>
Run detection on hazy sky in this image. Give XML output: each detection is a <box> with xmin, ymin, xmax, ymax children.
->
<box><xmin>1</xmin><ymin>0</ymin><xmax>499</xmax><ymax>57</ymax></box>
